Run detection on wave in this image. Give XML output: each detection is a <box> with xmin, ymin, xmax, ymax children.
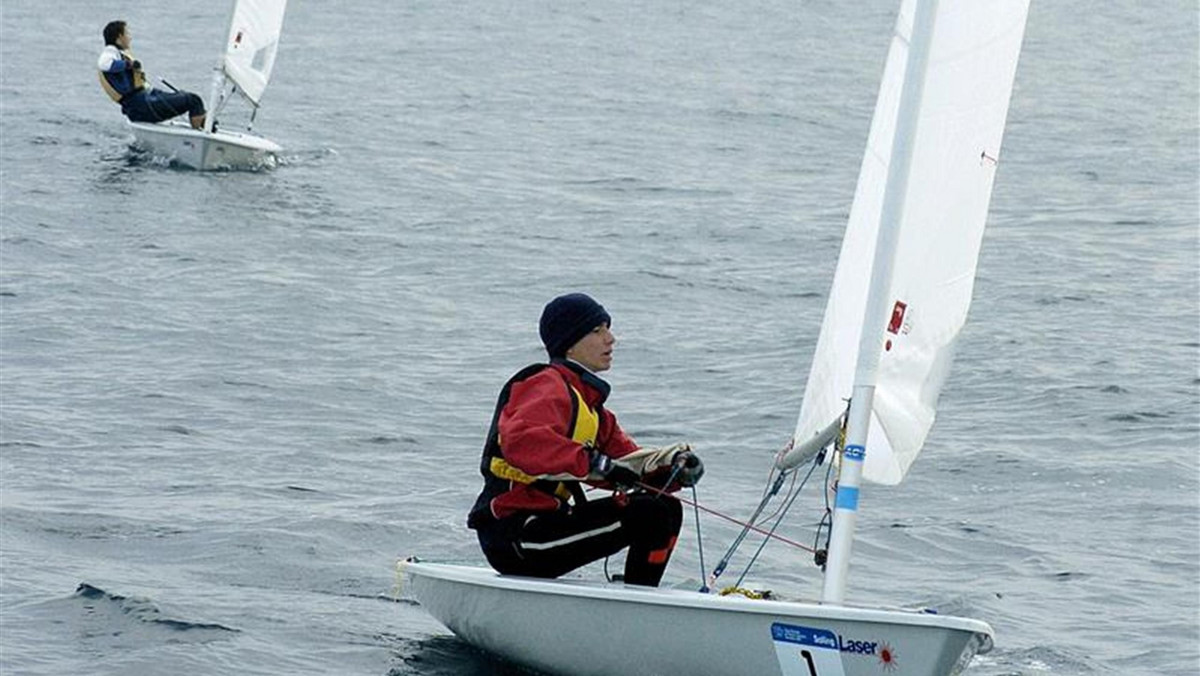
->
<box><xmin>73</xmin><ymin>583</ymin><xmax>239</xmax><ymax>635</ymax></box>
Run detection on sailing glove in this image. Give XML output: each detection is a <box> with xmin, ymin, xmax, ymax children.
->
<box><xmin>672</xmin><ymin>451</ymin><xmax>705</xmax><ymax>487</ymax></box>
<box><xmin>588</xmin><ymin>450</ymin><xmax>641</xmax><ymax>488</ymax></box>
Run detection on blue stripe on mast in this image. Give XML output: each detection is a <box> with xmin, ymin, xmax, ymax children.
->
<box><xmin>835</xmin><ymin>485</ymin><xmax>860</xmax><ymax>511</ymax></box>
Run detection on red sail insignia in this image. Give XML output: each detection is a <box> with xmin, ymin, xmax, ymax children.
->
<box><xmin>887</xmin><ymin>300</ymin><xmax>907</xmax><ymax>335</ymax></box>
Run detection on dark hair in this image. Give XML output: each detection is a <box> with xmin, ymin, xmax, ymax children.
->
<box><xmin>103</xmin><ymin>20</ymin><xmax>126</xmax><ymax>47</ymax></box>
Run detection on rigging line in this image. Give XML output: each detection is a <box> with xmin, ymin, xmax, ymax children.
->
<box><xmin>757</xmin><ymin>463</ymin><xmax>781</xmax><ymax>501</ymax></box>
<box><xmin>638</xmin><ymin>477</ymin><xmax>815</xmax><ymax>554</ymax></box>
<box><xmin>690</xmin><ymin>485</ymin><xmax>708</xmax><ymax>592</ymax></box>
<box><xmin>757</xmin><ymin>437</ymin><xmax>796</xmax><ymax>502</ymax></box>
<box><xmin>653</xmin><ymin>462</ymin><xmax>686</xmax><ymax>500</ymax></box>
<box><xmin>758</xmin><ymin>469</ymin><xmax>800</xmax><ymax>524</ymax></box>
<box><xmin>706</xmin><ymin>470</ymin><xmax>791</xmax><ymax>586</ymax></box>
<box><xmin>731</xmin><ymin>453</ymin><xmax>822</xmax><ymax>589</ymax></box>
<box><xmin>819</xmin><ymin>450</ymin><xmax>837</xmax><ymax>554</ymax></box>
<box><xmin>812</xmin><ymin>509</ymin><xmax>831</xmax><ymax>568</ymax></box>
<box><xmin>753</xmin><ymin>436</ymin><xmax>811</xmax><ymax>527</ymax></box>
<box><xmin>813</xmin><ymin>401</ymin><xmax>848</xmax><ymax>562</ymax></box>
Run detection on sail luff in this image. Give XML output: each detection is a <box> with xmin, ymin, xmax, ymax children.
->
<box><xmin>820</xmin><ymin>0</ymin><xmax>940</xmax><ymax>605</ymax></box>
<box><xmin>787</xmin><ymin>0</ymin><xmax>914</xmax><ymax>475</ymax></box>
<box><xmin>203</xmin><ymin>0</ymin><xmax>239</xmax><ymax>133</ymax></box>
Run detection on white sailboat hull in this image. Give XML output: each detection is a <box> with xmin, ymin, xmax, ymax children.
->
<box><xmin>404</xmin><ymin>562</ymin><xmax>992</xmax><ymax>676</ymax></box>
<box><xmin>128</xmin><ymin>121</ymin><xmax>280</xmax><ymax>170</ymax></box>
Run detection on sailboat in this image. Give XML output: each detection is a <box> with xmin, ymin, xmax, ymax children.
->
<box><xmin>403</xmin><ymin>1</ymin><xmax>1031</xmax><ymax>674</ymax></box>
<box><xmin>129</xmin><ymin>0</ymin><xmax>288</xmax><ymax>170</ymax></box>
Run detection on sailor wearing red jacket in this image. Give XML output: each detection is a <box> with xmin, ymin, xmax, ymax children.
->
<box><xmin>468</xmin><ymin>293</ymin><xmax>704</xmax><ymax>587</ymax></box>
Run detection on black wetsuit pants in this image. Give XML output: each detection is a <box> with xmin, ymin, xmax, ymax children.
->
<box><xmin>122</xmin><ymin>88</ymin><xmax>206</xmax><ymax>124</ymax></box>
<box><xmin>476</xmin><ymin>492</ymin><xmax>684</xmax><ymax>587</ymax></box>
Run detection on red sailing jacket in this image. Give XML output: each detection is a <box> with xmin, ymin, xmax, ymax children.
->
<box><xmin>468</xmin><ymin>361</ymin><xmax>638</xmax><ymax>524</ymax></box>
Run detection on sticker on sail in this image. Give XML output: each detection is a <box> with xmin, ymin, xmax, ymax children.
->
<box><xmin>770</xmin><ymin>623</ymin><xmax>846</xmax><ymax>676</ymax></box>
<box><xmin>885</xmin><ymin>300</ymin><xmax>911</xmax><ymax>352</ymax></box>
<box><xmin>887</xmin><ymin>300</ymin><xmax>907</xmax><ymax>334</ymax></box>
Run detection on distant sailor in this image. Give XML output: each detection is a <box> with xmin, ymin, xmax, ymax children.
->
<box><xmin>98</xmin><ymin>20</ymin><xmax>207</xmax><ymax>130</ymax></box>
<box><xmin>468</xmin><ymin>292</ymin><xmax>705</xmax><ymax>587</ymax></box>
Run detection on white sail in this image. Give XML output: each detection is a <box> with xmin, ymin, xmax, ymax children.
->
<box><xmin>792</xmin><ymin>0</ymin><xmax>1030</xmax><ymax>485</ymax></box>
<box><xmin>221</xmin><ymin>0</ymin><xmax>288</xmax><ymax>105</ymax></box>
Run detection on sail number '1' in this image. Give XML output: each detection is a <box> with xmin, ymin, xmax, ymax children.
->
<box><xmin>801</xmin><ymin>650</ymin><xmax>820</xmax><ymax>675</ymax></box>
<box><xmin>770</xmin><ymin>623</ymin><xmax>847</xmax><ymax>676</ymax></box>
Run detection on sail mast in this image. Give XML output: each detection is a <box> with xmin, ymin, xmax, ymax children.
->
<box><xmin>820</xmin><ymin>0</ymin><xmax>939</xmax><ymax>605</ymax></box>
<box><xmin>203</xmin><ymin>0</ymin><xmax>239</xmax><ymax>133</ymax></box>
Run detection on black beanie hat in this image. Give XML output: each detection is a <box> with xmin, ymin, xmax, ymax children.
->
<box><xmin>539</xmin><ymin>293</ymin><xmax>611</xmax><ymax>359</ymax></box>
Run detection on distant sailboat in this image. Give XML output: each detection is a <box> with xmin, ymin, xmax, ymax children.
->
<box><xmin>129</xmin><ymin>0</ymin><xmax>288</xmax><ymax>170</ymax></box>
<box><xmin>403</xmin><ymin>1</ymin><xmax>1031</xmax><ymax>674</ymax></box>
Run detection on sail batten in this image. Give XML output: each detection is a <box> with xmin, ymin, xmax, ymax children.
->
<box><xmin>792</xmin><ymin>0</ymin><xmax>1030</xmax><ymax>485</ymax></box>
<box><xmin>221</xmin><ymin>0</ymin><xmax>288</xmax><ymax>106</ymax></box>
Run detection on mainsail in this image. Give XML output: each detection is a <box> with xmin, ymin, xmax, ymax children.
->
<box><xmin>789</xmin><ymin>0</ymin><xmax>1030</xmax><ymax>485</ymax></box>
<box><xmin>221</xmin><ymin>0</ymin><xmax>288</xmax><ymax>105</ymax></box>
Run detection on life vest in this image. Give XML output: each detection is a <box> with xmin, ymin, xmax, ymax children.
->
<box><xmin>98</xmin><ymin>48</ymin><xmax>145</xmax><ymax>103</ymax></box>
<box><xmin>467</xmin><ymin>364</ymin><xmax>600</xmax><ymax>528</ymax></box>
